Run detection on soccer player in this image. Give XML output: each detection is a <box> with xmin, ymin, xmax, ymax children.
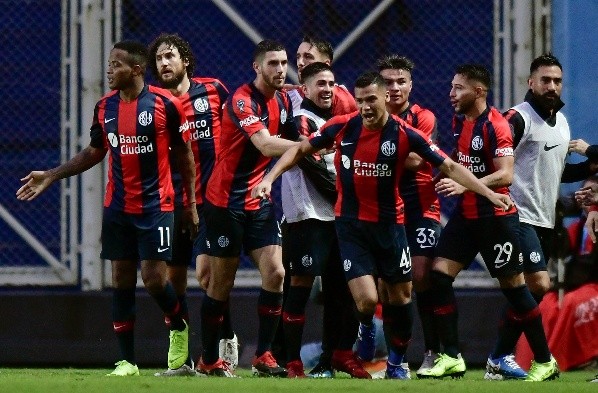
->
<box><xmin>252</xmin><ymin>71</ymin><xmax>513</xmax><ymax>380</ymax></box>
<box><xmin>419</xmin><ymin>64</ymin><xmax>559</xmax><ymax>381</ymax></box>
<box><xmin>376</xmin><ymin>54</ymin><xmax>441</xmax><ymax>375</ymax></box>
<box><xmin>484</xmin><ymin>53</ymin><xmax>598</xmax><ymax>380</ymax></box>
<box><xmin>197</xmin><ymin>39</ymin><xmax>300</xmax><ymax>377</ymax></box>
<box><xmin>288</xmin><ymin>34</ymin><xmax>357</xmax><ymax>115</ymax></box>
<box><xmin>281</xmin><ymin>62</ymin><xmax>367</xmax><ymax>379</ymax></box>
<box><xmin>16</xmin><ymin>40</ymin><xmax>198</xmax><ymax>376</ymax></box>
<box><xmin>281</xmin><ymin>34</ymin><xmax>359</xmax><ymax>379</ymax></box>
<box><xmin>148</xmin><ymin>33</ymin><xmax>237</xmax><ymax>375</ymax></box>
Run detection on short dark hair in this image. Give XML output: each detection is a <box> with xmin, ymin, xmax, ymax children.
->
<box><xmin>455</xmin><ymin>64</ymin><xmax>491</xmax><ymax>89</ymax></box>
<box><xmin>113</xmin><ymin>40</ymin><xmax>148</xmax><ymax>71</ymax></box>
<box><xmin>376</xmin><ymin>54</ymin><xmax>415</xmax><ymax>73</ymax></box>
<box><xmin>530</xmin><ymin>52</ymin><xmax>562</xmax><ymax>75</ymax></box>
<box><xmin>301</xmin><ymin>62</ymin><xmax>333</xmax><ymax>82</ymax></box>
<box><xmin>301</xmin><ymin>34</ymin><xmax>334</xmax><ymax>62</ymax></box>
<box><xmin>147</xmin><ymin>33</ymin><xmax>196</xmax><ymax>80</ymax></box>
<box><xmin>354</xmin><ymin>72</ymin><xmax>386</xmax><ymax>89</ymax></box>
<box><xmin>254</xmin><ymin>39</ymin><xmax>286</xmax><ymax>62</ymax></box>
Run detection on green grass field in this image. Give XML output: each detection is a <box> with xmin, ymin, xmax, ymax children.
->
<box><xmin>0</xmin><ymin>368</ymin><xmax>596</xmax><ymax>393</ymax></box>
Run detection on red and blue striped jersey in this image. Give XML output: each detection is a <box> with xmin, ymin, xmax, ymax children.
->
<box><xmin>452</xmin><ymin>106</ymin><xmax>516</xmax><ymax>219</ymax></box>
<box><xmin>90</xmin><ymin>85</ymin><xmax>189</xmax><ymax>214</ymax></box>
<box><xmin>171</xmin><ymin>77</ymin><xmax>229</xmax><ymax>207</ymax></box>
<box><xmin>309</xmin><ymin>113</ymin><xmax>447</xmax><ymax>224</ymax></box>
<box><xmin>206</xmin><ymin>83</ymin><xmax>299</xmax><ymax>210</ymax></box>
<box><xmin>397</xmin><ymin>103</ymin><xmax>441</xmax><ymax>223</ymax></box>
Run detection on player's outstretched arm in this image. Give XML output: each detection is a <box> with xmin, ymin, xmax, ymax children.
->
<box><xmin>16</xmin><ymin>145</ymin><xmax>106</xmax><ymax>201</ymax></box>
<box><xmin>251</xmin><ymin>139</ymin><xmax>318</xmax><ymax>199</ymax></box>
<box><xmin>438</xmin><ymin>157</ymin><xmax>513</xmax><ymax>211</ymax></box>
<box><xmin>250</xmin><ymin>129</ymin><xmax>300</xmax><ymax>158</ymax></box>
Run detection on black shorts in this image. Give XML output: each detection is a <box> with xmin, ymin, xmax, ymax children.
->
<box><xmin>100</xmin><ymin>207</ymin><xmax>174</xmax><ymax>261</ymax></box>
<box><xmin>284</xmin><ymin>219</ymin><xmax>338</xmax><ymax>277</ymax></box>
<box><xmin>169</xmin><ymin>204</ymin><xmax>208</xmax><ymax>267</ymax></box>
<box><xmin>405</xmin><ymin>217</ymin><xmax>441</xmax><ymax>258</ymax></box>
<box><xmin>435</xmin><ymin>213</ymin><xmax>523</xmax><ymax>278</ymax></box>
<box><xmin>335</xmin><ymin>218</ymin><xmax>412</xmax><ymax>284</ymax></box>
<box><xmin>204</xmin><ymin>201</ymin><xmax>281</xmax><ymax>258</ymax></box>
<box><xmin>518</xmin><ymin>222</ymin><xmax>551</xmax><ymax>273</ymax></box>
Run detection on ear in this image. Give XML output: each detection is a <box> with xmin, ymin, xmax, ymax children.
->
<box><xmin>301</xmin><ymin>83</ymin><xmax>308</xmax><ymax>96</ymax></box>
<box><xmin>384</xmin><ymin>90</ymin><xmax>390</xmax><ymax>102</ymax></box>
<box><xmin>527</xmin><ymin>78</ymin><xmax>533</xmax><ymax>89</ymax></box>
<box><xmin>253</xmin><ymin>61</ymin><xmax>260</xmax><ymax>74</ymax></box>
<box><xmin>131</xmin><ymin>64</ymin><xmax>143</xmax><ymax>77</ymax></box>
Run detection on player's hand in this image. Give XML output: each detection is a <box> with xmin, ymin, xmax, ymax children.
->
<box><xmin>182</xmin><ymin>204</ymin><xmax>199</xmax><ymax>240</ymax></box>
<box><xmin>16</xmin><ymin>171</ymin><xmax>53</xmax><ymax>201</ymax></box>
<box><xmin>435</xmin><ymin>178</ymin><xmax>466</xmax><ymax>196</ymax></box>
<box><xmin>575</xmin><ymin>184</ymin><xmax>598</xmax><ymax>206</ymax></box>
<box><xmin>585</xmin><ymin>210</ymin><xmax>598</xmax><ymax>243</ymax></box>
<box><xmin>569</xmin><ymin>139</ymin><xmax>590</xmax><ymax>156</ymax></box>
<box><xmin>489</xmin><ymin>192</ymin><xmax>514</xmax><ymax>211</ymax></box>
<box><xmin>251</xmin><ymin>180</ymin><xmax>272</xmax><ymax>199</ymax></box>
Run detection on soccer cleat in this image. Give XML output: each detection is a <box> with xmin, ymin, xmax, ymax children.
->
<box><xmin>167</xmin><ymin>320</ymin><xmax>189</xmax><ymax>370</ymax></box>
<box><xmin>331</xmin><ymin>350</ymin><xmax>372</xmax><ymax>379</ymax></box>
<box><xmin>417</xmin><ymin>353</ymin><xmax>466</xmax><ymax>379</ymax></box>
<box><xmin>307</xmin><ymin>361</ymin><xmax>335</xmax><ymax>378</ymax></box>
<box><xmin>196</xmin><ymin>357</ymin><xmax>236</xmax><ymax>377</ymax></box>
<box><xmin>525</xmin><ymin>356</ymin><xmax>560</xmax><ymax>381</ymax></box>
<box><xmin>106</xmin><ymin>360</ymin><xmax>140</xmax><ymax>376</ymax></box>
<box><xmin>590</xmin><ymin>374</ymin><xmax>598</xmax><ymax>383</ymax></box>
<box><xmin>356</xmin><ymin>322</ymin><xmax>376</xmax><ymax>362</ymax></box>
<box><xmin>252</xmin><ymin>351</ymin><xmax>288</xmax><ymax>377</ymax></box>
<box><xmin>286</xmin><ymin>359</ymin><xmax>307</xmax><ymax>378</ymax></box>
<box><xmin>484</xmin><ymin>354</ymin><xmax>527</xmax><ymax>380</ymax></box>
<box><xmin>219</xmin><ymin>333</ymin><xmax>240</xmax><ymax>370</ymax></box>
<box><xmin>154</xmin><ymin>364</ymin><xmax>199</xmax><ymax>377</ymax></box>
<box><xmin>385</xmin><ymin>361</ymin><xmax>411</xmax><ymax>380</ymax></box>
<box><xmin>416</xmin><ymin>350</ymin><xmax>439</xmax><ymax>377</ymax></box>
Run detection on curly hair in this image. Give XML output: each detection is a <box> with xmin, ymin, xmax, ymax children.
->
<box><xmin>147</xmin><ymin>33</ymin><xmax>196</xmax><ymax>80</ymax></box>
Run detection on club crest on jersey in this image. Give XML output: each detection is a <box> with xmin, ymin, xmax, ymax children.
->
<box><xmin>194</xmin><ymin>98</ymin><xmax>208</xmax><ymax>113</ymax></box>
<box><xmin>218</xmin><ymin>236</ymin><xmax>230</xmax><ymax>248</ymax></box>
<box><xmin>107</xmin><ymin>133</ymin><xmax>118</xmax><ymax>148</ymax></box>
<box><xmin>280</xmin><ymin>109</ymin><xmax>287</xmax><ymax>124</ymax></box>
<box><xmin>236</xmin><ymin>99</ymin><xmax>245</xmax><ymax>112</ymax></box>
<box><xmin>471</xmin><ymin>135</ymin><xmax>483</xmax><ymax>150</ymax></box>
<box><xmin>301</xmin><ymin>255</ymin><xmax>313</xmax><ymax>267</ymax></box>
<box><xmin>341</xmin><ymin>155</ymin><xmax>351</xmax><ymax>169</ymax></box>
<box><xmin>343</xmin><ymin>259</ymin><xmax>351</xmax><ymax>271</ymax></box>
<box><xmin>381</xmin><ymin>140</ymin><xmax>396</xmax><ymax>156</ymax></box>
<box><xmin>138</xmin><ymin>111</ymin><xmax>153</xmax><ymax>126</ymax></box>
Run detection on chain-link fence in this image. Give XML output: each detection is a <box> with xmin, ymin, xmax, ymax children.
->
<box><xmin>2</xmin><ymin>0</ymin><xmax>500</xmax><ymax>286</ymax></box>
<box><xmin>0</xmin><ymin>1</ymin><xmax>69</xmax><ymax>283</ymax></box>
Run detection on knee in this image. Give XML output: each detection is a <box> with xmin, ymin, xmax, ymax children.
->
<box><xmin>141</xmin><ymin>270</ymin><xmax>166</xmax><ymax>293</ymax></box>
<box><xmin>528</xmin><ymin>280</ymin><xmax>550</xmax><ymax>297</ymax></box>
<box><xmin>354</xmin><ymin>297</ymin><xmax>377</xmax><ymax>315</ymax></box>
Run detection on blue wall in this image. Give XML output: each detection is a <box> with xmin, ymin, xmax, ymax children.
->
<box><xmin>553</xmin><ymin>0</ymin><xmax>598</xmax><ymax>195</ymax></box>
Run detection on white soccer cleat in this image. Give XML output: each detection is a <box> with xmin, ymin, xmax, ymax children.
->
<box><xmin>219</xmin><ymin>333</ymin><xmax>240</xmax><ymax>370</ymax></box>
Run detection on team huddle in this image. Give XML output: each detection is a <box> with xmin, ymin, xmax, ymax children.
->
<box><xmin>16</xmin><ymin>33</ymin><xmax>598</xmax><ymax>382</ymax></box>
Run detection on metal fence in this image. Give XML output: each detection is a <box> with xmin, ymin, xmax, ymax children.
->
<box><xmin>0</xmin><ymin>0</ymin><xmax>549</xmax><ymax>289</ymax></box>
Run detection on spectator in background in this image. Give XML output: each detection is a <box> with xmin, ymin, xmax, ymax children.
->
<box><xmin>16</xmin><ymin>40</ymin><xmax>198</xmax><ymax>376</ymax></box>
<box><xmin>565</xmin><ymin>176</ymin><xmax>598</xmax><ymax>290</ymax></box>
<box><xmin>148</xmin><ymin>33</ymin><xmax>235</xmax><ymax>375</ymax></box>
